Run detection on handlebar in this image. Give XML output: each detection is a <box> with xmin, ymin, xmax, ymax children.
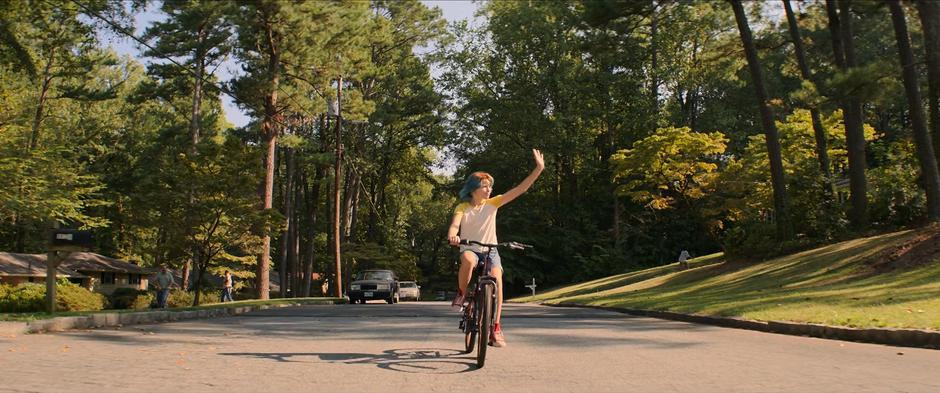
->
<box><xmin>458</xmin><ymin>239</ymin><xmax>533</xmax><ymax>250</ymax></box>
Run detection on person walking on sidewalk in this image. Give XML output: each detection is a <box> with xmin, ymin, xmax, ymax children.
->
<box><xmin>221</xmin><ymin>270</ymin><xmax>234</xmax><ymax>302</ymax></box>
<box><xmin>153</xmin><ymin>265</ymin><xmax>175</xmax><ymax>308</ymax></box>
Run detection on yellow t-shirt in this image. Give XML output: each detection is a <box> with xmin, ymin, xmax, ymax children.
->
<box><xmin>453</xmin><ymin>195</ymin><xmax>504</xmax><ymax>252</ymax></box>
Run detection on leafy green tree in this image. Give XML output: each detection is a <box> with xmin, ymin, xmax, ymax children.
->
<box><xmin>915</xmin><ymin>0</ymin><xmax>940</xmax><ymax>164</ymax></box>
<box><xmin>886</xmin><ymin>0</ymin><xmax>940</xmax><ymax>221</ymax></box>
<box><xmin>181</xmin><ymin>135</ymin><xmax>269</xmax><ymax>305</ymax></box>
<box><xmin>140</xmin><ymin>0</ymin><xmax>233</xmax><ymax>290</ymax></box>
<box><xmin>782</xmin><ymin>0</ymin><xmax>835</xmax><ymax>197</ymax></box>
<box><xmin>231</xmin><ymin>0</ymin><xmax>374</xmax><ymax>298</ymax></box>
<box><xmin>731</xmin><ymin>0</ymin><xmax>793</xmax><ymax>240</ymax></box>
<box><xmin>611</xmin><ymin>126</ymin><xmax>728</xmax><ymax>253</ymax></box>
<box><xmin>611</xmin><ymin>126</ymin><xmax>726</xmax><ymax>211</ymax></box>
<box><xmin>0</xmin><ymin>0</ymin><xmax>128</xmax><ymax>252</ymax></box>
<box><xmin>826</xmin><ymin>0</ymin><xmax>869</xmax><ymax>229</ymax></box>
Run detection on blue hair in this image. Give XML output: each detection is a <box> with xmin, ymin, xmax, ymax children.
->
<box><xmin>459</xmin><ymin>172</ymin><xmax>493</xmax><ymax>201</ymax></box>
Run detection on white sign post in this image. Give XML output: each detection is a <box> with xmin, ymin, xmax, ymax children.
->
<box><xmin>524</xmin><ymin>277</ymin><xmax>537</xmax><ymax>296</ymax></box>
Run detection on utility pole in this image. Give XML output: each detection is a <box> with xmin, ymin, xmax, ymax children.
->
<box><xmin>333</xmin><ymin>75</ymin><xmax>344</xmax><ymax>298</ymax></box>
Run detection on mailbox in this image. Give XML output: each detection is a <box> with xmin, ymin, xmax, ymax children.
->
<box><xmin>51</xmin><ymin>229</ymin><xmax>94</xmax><ymax>248</ymax></box>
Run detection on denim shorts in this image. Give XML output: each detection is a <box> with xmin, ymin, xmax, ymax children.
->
<box><xmin>460</xmin><ymin>247</ymin><xmax>502</xmax><ymax>273</ymax></box>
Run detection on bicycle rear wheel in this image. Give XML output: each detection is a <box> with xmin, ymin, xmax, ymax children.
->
<box><xmin>476</xmin><ymin>283</ymin><xmax>494</xmax><ymax>368</ymax></box>
<box><xmin>463</xmin><ymin>301</ymin><xmax>476</xmax><ymax>353</ymax></box>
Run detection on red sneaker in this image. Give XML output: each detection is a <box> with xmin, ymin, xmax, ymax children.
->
<box><xmin>490</xmin><ymin>324</ymin><xmax>506</xmax><ymax>347</ymax></box>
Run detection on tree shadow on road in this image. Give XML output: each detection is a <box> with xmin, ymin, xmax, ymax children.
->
<box><xmin>219</xmin><ymin>347</ymin><xmax>481</xmax><ymax>374</ymax></box>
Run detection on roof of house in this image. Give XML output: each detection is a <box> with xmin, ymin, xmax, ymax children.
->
<box><xmin>0</xmin><ymin>252</ymin><xmax>149</xmax><ymax>277</ymax></box>
<box><xmin>0</xmin><ymin>252</ymin><xmax>87</xmax><ymax>278</ymax></box>
<box><xmin>60</xmin><ymin>252</ymin><xmax>149</xmax><ymax>274</ymax></box>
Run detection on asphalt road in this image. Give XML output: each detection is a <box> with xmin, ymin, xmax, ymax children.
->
<box><xmin>2</xmin><ymin>302</ymin><xmax>939</xmax><ymax>393</ymax></box>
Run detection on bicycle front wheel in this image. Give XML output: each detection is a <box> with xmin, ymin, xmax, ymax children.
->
<box><xmin>476</xmin><ymin>283</ymin><xmax>494</xmax><ymax>368</ymax></box>
<box><xmin>464</xmin><ymin>301</ymin><xmax>476</xmax><ymax>353</ymax></box>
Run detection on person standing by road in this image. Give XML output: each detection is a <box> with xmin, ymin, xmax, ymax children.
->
<box><xmin>221</xmin><ymin>270</ymin><xmax>234</xmax><ymax>302</ymax></box>
<box><xmin>447</xmin><ymin>148</ymin><xmax>545</xmax><ymax>348</ymax></box>
<box><xmin>678</xmin><ymin>250</ymin><xmax>691</xmax><ymax>270</ymax></box>
<box><xmin>153</xmin><ymin>265</ymin><xmax>175</xmax><ymax>308</ymax></box>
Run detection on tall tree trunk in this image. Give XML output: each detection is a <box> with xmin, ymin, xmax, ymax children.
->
<box><xmin>333</xmin><ymin>76</ymin><xmax>344</xmax><ymax>298</ymax></box>
<box><xmin>831</xmin><ymin>0</ymin><xmax>869</xmax><ymax>229</ymax></box>
<box><xmin>21</xmin><ymin>49</ymin><xmax>52</xmax><ymax>253</ymax></box>
<box><xmin>256</xmin><ymin>16</ymin><xmax>281</xmax><ymax>300</ymax></box>
<box><xmin>783</xmin><ymin>0</ymin><xmax>836</xmax><ymax>197</ymax></box>
<box><xmin>888</xmin><ymin>0</ymin><xmax>940</xmax><ymax>221</ymax></box>
<box><xmin>825</xmin><ymin>0</ymin><xmax>846</xmax><ymax>67</ymax></box>
<box><xmin>286</xmin><ymin>160</ymin><xmax>299</xmax><ymax>296</ymax></box>
<box><xmin>303</xmin><ymin>116</ymin><xmax>327</xmax><ymax>297</ymax></box>
<box><xmin>916</xmin><ymin>0</ymin><xmax>940</xmax><ymax>164</ymax></box>
<box><xmin>290</xmin><ymin>179</ymin><xmax>302</xmax><ymax>296</ymax></box>
<box><xmin>279</xmin><ymin>147</ymin><xmax>295</xmax><ymax>297</ymax></box>
<box><xmin>302</xmin><ymin>178</ymin><xmax>321</xmax><ymax>297</ymax></box>
<box><xmin>349</xmin><ymin>177</ymin><xmax>361</xmax><ymax>242</ymax></box>
<box><xmin>182</xmin><ymin>32</ymin><xmax>206</xmax><ymax>293</ymax></box>
<box><xmin>259</xmin><ymin>130</ymin><xmax>277</xmax><ymax>300</ymax></box>
<box><xmin>301</xmin><ymin>172</ymin><xmax>316</xmax><ymax>297</ymax></box>
<box><xmin>29</xmin><ymin>50</ymin><xmax>54</xmax><ymax>151</ymax></box>
<box><xmin>192</xmin><ymin>254</ymin><xmax>206</xmax><ymax>307</ymax></box>
<box><xmin>190</xmin><ymin>27</ymin><xmax>205</xmax><ymax>153</ymax></box>
<box><xmin>182</xmin><ymin>255</ymin><xmax>192</xmax><ymax>291</ymax></box>
<box><xmin>650</xmin><ymin>0</ymin><xmax>659</xmax><ymax>109</ymax></box>
<box><xmin>688</xmin><ymin>40</ymin><xmax>700</xmax><ymax>131</ymax></box>
<box><xmin>731</xmin><ymin>0</ymin><xmax>793</xmax><ymax>240</ymax></box>
<box><xmin>342</xmin><ymin>170</ymin><xmax>359</xmax><ymax>242</ymax></box>
<box><xmin>12</xmin><ymin>213</ymin><xmax>25</xmax><ymax>253</ymax></box>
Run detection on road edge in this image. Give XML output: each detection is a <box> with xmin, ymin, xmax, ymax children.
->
<box><xmin>0</xmin><ymin>299</ymin><xmax>343</xmax><ymax>336</ymax></box>
<box><xmin>545</xmin><ymin>302</ymin><xmax>940</xmax><ymax>350</ymax></box>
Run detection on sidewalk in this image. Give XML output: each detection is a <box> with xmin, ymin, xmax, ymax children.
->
<box><xmin>551</xmin><ymin>302</ymin><xmax>940</xmax><ymax>350</ymax></box>
<box><xmin>0</xmin><ymin>299</ymin><xmax>343</xmax><ymax>336</ymax></box>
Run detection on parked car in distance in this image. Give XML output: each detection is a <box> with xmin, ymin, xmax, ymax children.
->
<box><xmin>398</xmin><ymin>281</ymin><xmax>420</xmax><ymax>301</ymax></box>
<box><xmin>348</xmin><ymin>269</ymin><xmax>399</xmax><ymax>304</ymax></box>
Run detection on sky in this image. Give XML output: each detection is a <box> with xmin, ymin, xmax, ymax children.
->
<box><xmin>101</xmin><ymin>1</ymin><xmax>479</xmax><ymax>129</ymax></box>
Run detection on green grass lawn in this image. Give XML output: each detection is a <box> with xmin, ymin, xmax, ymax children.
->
<box><xmin>513</xmin><ymin>228</ymin><xmax>940</xmax><ymax>331</ymax></box>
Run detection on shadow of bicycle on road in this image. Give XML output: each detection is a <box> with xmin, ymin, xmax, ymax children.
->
<box><xmin>219</xmin><ymin>347</ymin><xmax>479</xmax><ymax>374</ymax></box>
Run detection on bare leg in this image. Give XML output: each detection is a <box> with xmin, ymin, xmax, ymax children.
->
<box><xmin>457</xmin><ymin>251</ymin><xmax>477</xmax><ymax>294</ymax></box>
<box><xmin>492</xmin><ymin>265</ymin><xmax>503</xmax><ymax>324</ymax></box>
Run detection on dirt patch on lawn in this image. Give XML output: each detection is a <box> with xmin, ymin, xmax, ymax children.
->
<box><xmin>865</xmin><ymin>224</ymin><xmax>940</xmax><ymax>273</ymax></box>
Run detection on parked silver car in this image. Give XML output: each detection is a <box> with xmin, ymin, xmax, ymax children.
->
<box><xmin>398</xmin><ymin>281</ymin><xmax>420</xmax><ymax>301</ymax></box>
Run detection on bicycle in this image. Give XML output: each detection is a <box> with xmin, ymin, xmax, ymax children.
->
<box><xmin>456</xmin><ymin>239</ymin><xmax>532</xmax><ymax>368</ymax></box>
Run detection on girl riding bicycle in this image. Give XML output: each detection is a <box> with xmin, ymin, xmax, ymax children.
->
<box><xmin>447</xmin><ymin>148</ymin><xmax>545</xmax><ymax>348</ymax></box>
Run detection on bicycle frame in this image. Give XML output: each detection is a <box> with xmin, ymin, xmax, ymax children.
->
<box><xmin>460</xmin><ymin>246</ymin><xmax>497</xmax><ymax>367</ymax></box>
<box><xmin>457</xmin><ymin>240</ymin><xmax>531</xmax><ymax>368</ymax></box>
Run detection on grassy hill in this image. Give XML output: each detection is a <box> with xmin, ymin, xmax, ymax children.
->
<box><xmin>513</xmin><ymin>225</ymin><xmax>940</xmax><ymax>331</ymax></box>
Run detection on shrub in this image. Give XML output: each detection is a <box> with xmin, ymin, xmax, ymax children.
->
<box><xmin>0</xmin><ymin>283</ymin><xmax>45</xmax><ymax>313</ymax></box>
<box><xmin>109</xmin><ymin>288</ymin><xmax>154</xmax><ymax>310</ymax></box>
<box><xmin>131</xmin><ymin>293</ymin><xmax>155</xmax><ymax>310</ymax></box>
<box><xmin>56</xmin><ymin>281</ymin><xmax>106</xmax><ymax>312</ymax></box>
<box><xmin>0</xmin><ymin>281</ymin><xmax>105</xmax><ymax>313</ymax></box>
<box><xmin>233</xmin><ymin>289</ymin><xmax>253</xmax><ymax>301</ymax></box>
<box><xmin>166</xmin><ymin>289</ymin><xmax>220</xmax><ymax>308</ymax></box>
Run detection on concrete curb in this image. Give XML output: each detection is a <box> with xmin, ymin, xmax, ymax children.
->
<box><xmin>1</xmin><ymin>300</ymin><xmax>343</xmax><ymax>336</ymax></box>
<box><xmin>550</xmin><ymin>302</ymin><xmax>940</xmax><ymax>350</ymax></box>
